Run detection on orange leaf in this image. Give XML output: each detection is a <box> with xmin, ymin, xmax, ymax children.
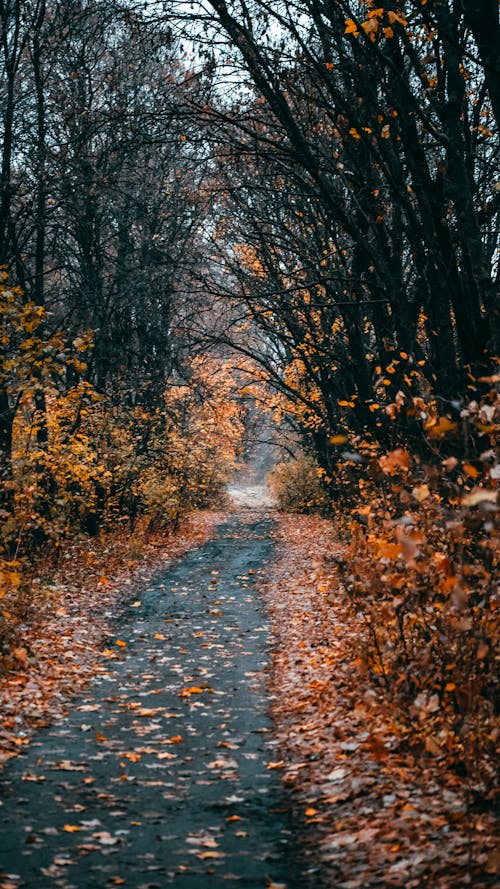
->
<box><xmin>462</xmin><ymin>462</ymin><xmax>479</xmax><ymax>478</ymax></box>
<box><xmin>344</xmin><ymin>18</ymin><xmax>359</xmax><ymax>35</ymax></box>
<box><xmin>196</xmin><ymin>851</ymin><xmax>225</xmax><ymax>860</ymax></box>
<box><xmin>388</xmin><ymin>11</ymin><xmax>407</xmax><ymax>26</ymax></box>
<box><xmin>426</xmin><ymin>416</ymin><xmax>458</xmax><ymax>438</ymax></box>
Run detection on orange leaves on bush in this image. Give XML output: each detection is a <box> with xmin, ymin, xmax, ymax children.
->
<box><xmin>378</xmin><ymin>448</ymin><xmax>412</xmax><ymax>475</ymax></box>
<box><xmin>344</xmin><ymin>18</ymin><xmax>359</xmax><ymax>36</ymax></box>
<box><xmin>412</xmin><ymin>483</ymin><xmax>430</xmax><ymax>502</ymax></box>
<box><xmin>424</xmin><ymin>416</ymin><xmax>458</xmax><ymax>438</ymax></box>
<box><xmin>375</xmin><ymin>541</ymin><xmax>400</xmax><ymax>560</ymax></box>
<box><xmin>387</xmin><ymin>10</ymin><xmax>407</xmax><ymax>27</ymax></box>
<box><xmin>11</xmin><ymin>647</ymin><xmax>29</xmax><ymax>666</ymax></box>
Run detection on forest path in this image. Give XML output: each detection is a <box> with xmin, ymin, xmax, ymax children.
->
<box><xmin>0</xmin><ymin>514</ymin><xmax>303</xmax><ymax>889</ymax></box>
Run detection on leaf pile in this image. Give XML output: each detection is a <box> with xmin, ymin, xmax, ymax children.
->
<box><xmin>263</xmin><ymin>515</ymin><xmax>498</xmax><ymax>889</ymax></box>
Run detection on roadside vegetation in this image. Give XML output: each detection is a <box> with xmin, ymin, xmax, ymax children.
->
<box><xmin>0</xmin><ymin>1</ymin><xmax>497</xmax><ymax>882</ymax></box>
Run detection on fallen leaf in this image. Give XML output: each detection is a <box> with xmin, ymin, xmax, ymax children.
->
<box><xmin>93</xmin><ymin>831</ymin><xmax>120</xmax><ymax>845</ymax></box>
<box><xmin>52</xmin><ymin>761</ymin><xmax>86</xmax><ymax>772</ymax></box>
<box><xmin>195</xmin><ymin>851</ymin><xmax>225</xmax><ymax>860</ymax></box>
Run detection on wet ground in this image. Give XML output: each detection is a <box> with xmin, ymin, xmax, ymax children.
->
<box><xmin>0</xmin><ymin>515</ymin><xmax>304</xmax><ymax>888</ymax></box>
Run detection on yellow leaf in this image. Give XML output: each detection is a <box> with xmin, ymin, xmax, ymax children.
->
<box><xmin>426</xmin><ymin>416</ymin><xmax>458</xmax><ymax>438</ymax></box>
<box><xmin>344</xmin><ymin>18</ymin><xmax>359</xmax><ymax>36</ymax></box>
<box><xmin>63</xmin><ymin>824</ymin><xmax>81</xmax><ymax>833</ymax></box>
<box><xmin>6</xmin><ymin>571</ymin><xmax>21</xmax><ymax>587</ymax></box>
<box><xmin>115</xmin><ymin>639</ymin><xmax>126</xmax><ymax>648</ymax></box>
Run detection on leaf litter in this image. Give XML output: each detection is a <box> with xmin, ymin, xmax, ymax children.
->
<box><xmin>261</xmin><ymin>514</ymin><xmax>498</xmax><ymax>889</ymax></box>
<box><xmin>0</xmin><ymin>514</ymin><xmax>300</xmax><ymax>888</ymax></box>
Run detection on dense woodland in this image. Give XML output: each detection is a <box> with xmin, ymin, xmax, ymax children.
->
<box><xmin>0</xmin><ymin>0</ymin><xmax>498</xmax><ymax>798</ymax></box>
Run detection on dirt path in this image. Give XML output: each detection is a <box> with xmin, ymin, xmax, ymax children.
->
<box><xmin>0</xmin><ymin>516</ymin><xmax>303</xmax><ymax>889</ymax></box>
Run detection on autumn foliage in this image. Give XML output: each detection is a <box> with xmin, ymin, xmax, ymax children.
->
<box><xmin>268</xmin><ymin>367</ymin><xmax>499</xmax><ymax>791</ymax></box>
<box><xmin>0</xmin><ymin>276</ymin><xmax>246</xmax><ymax>666</ymax></box>
<box><xmin>0</xmin><ymin>1</ymin><xmax>497</xmax><ymax>865</ymax></box>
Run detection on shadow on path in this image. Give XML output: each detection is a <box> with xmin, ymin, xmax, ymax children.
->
<box><xmin>0</xmin><ymin>517</ymin><xmax>304</xmax><ymax>888</ymax></box>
